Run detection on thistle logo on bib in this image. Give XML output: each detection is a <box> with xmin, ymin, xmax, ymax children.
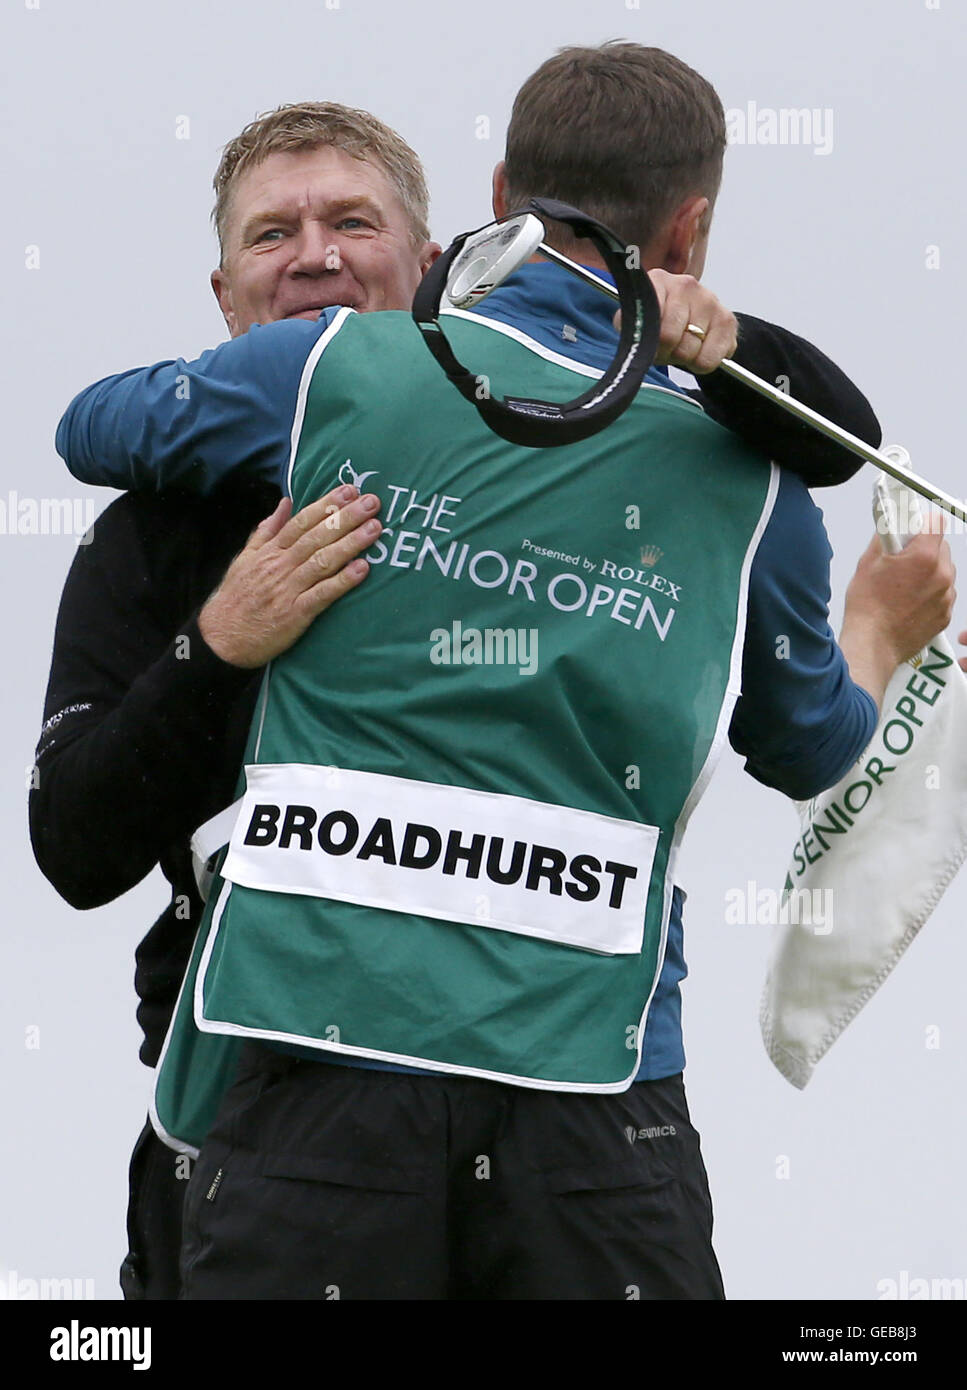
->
<box><xmin>220</xmin><ymin>764</ymin><xmax>657</xmax><ymax>955</ymax></box>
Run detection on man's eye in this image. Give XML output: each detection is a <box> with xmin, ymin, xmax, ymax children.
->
<box><xmin>336</xmin><ymin>218</ymin><xmax>371</xmax><ymax>231</ymax></box>
<box><xmin>256</xmin><ymin>229</ymin><xmax>285</xmax><ymax>243</ymax></box>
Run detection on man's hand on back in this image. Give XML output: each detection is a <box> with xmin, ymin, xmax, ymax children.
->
<box><xmin>614</xmin><ymin>272</ymin><xmax>738</xmax><ymax>374</ymax></box>
<box><xmin>198</xmin><ymin>484</ymin><xmax>381</xmax><ymax>668</ymax></box>
<box><xmin>648</xmin><ymin>271</ymin><xmax>739</xmax><ymax>374</ymax></box>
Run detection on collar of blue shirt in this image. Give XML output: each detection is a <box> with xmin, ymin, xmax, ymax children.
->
<box><xmin>464</xmin><ymin>259</ymin><xmax>680</xmax><ymax>393</ymax></box>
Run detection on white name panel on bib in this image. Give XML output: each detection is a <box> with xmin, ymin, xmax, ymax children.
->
<box><xmin>220</xmin><ymin>764</ymin><xmax>657</xmax><ymax>955</ymax></box>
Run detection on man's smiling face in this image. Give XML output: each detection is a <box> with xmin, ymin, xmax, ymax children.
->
<box><xmin>212</xmin><ymin>144</ymin><xmax>439</xmax><ymax>336</ymax></box>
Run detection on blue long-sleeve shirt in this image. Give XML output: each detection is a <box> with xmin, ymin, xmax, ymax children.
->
<box><xmin>56</xmin><ymin>262</ymin><xmax>877</xmax><ymax>1078</ymax></box>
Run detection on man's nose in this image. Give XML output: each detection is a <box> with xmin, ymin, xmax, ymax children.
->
<box><xmin>289</xmin><ymin>224</ymin><xmax>345</xmax><ymax>276</ymax></box>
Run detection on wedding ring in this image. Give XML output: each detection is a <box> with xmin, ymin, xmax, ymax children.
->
<box><xmin>685</xmin><ymin>323</ymin><xmax>707</xmax><ymax>340</ymax></box>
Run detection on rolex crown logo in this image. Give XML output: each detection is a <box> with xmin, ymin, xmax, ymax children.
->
<box><xmin>639</xmin><ymin>544</ymin><xmax>664</xmax><ymax>568</ymax></box>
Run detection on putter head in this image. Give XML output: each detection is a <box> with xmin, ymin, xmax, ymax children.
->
<box><xmin>444</xmin><ymin>212</ymin><xmax>545</xmax><ymax>309</ymax></box>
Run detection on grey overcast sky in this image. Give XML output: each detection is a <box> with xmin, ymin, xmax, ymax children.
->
<box><xmin>2</xmin><ymin>0</ymin><xmax>965</xmax><ymax>1301</ymax></box>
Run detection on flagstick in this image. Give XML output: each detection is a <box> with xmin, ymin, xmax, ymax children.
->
<box><xmin>537</xmin><ymin>244</ymin><xmax>967</xmax><ymax>526</ymax></box>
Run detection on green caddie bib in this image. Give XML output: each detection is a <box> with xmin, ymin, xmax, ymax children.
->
<box><xmin>152</xmin><ymin>306</ymin><xmax>777</xmax><ymax>1153</ymax></box>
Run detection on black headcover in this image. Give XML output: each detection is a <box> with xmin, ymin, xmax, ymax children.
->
<box><xmin>412</xmin><ymin>198</ymin><xmax>660</xmax><ymax>448</ymax></box>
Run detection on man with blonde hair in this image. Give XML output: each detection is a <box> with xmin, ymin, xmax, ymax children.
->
<box><xmin>32</xmin><ymin>101</ymin><xmax>438</xmax><ymax>1299</ymax></box>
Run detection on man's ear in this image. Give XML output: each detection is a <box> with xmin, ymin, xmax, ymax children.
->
<box><xmin>658</xmin><ymin>196</ymin><xmax>709</xmax><ymax>275</ymax></box>
<box><xmin>492</xmin><ymin>160</ymin><xmax>509</xmax><ymax>220</ymax></box>
<box><xmin>419</xmin><ymin>241</ymin><xmax>443</xmax><ymax>276</ymax></box>
<box><xmin>211</xmin><ymin>267</ymin><xmax>239</xmax><ymax>337</ymax></box>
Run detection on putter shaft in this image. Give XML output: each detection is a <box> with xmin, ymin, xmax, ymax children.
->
<box><xmin>537</xmin><ymin>242</ymin><xmax>967</xmax><ymax>526</ymax></box>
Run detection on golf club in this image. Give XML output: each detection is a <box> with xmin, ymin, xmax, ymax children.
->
<box><xmin>445</xmin><ymin>215</ymin><xmax>967</xmax><ymax>524</ymax></box>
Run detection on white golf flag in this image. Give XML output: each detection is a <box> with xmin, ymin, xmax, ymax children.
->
<box><xmin>761</xmin><ymin>451</ymin><xmax>967</xmax><ymax>1087</ymax></box>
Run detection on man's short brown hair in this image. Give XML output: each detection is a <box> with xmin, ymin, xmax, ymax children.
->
<box><xmin>504</xmin><ymin>43</ymin><xmax>726</xmax><ymax>251</ymax></box>
<box><xmin>212</xmin><ymin>101</ymin><xmax>431</xmax><ymax>263</ymax></box>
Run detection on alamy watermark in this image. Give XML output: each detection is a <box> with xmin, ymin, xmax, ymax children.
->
<box><xmin>0</xmin><ymin>1269</ymin><xmax>95</xmax><ymax>1299</ymax></box>
<box><xmin>50</xmin><ymin>1320</ymin><xmax>150</xmax><ymax>1370</ymax></box>
<box><xmin>0</xmin><ymin>491</ymin><xmax>96</xmax><ymax>542</ymax></box>
<box><xmin>429</xmin><ymin>620</ymin><xmax>538</xmax><ymax>676</ymax></box>
<box><xmin>725</xmin><ymin>879</ymin><xmax>833</xmax><ymax>935</ymax></box>
<box><xmin>877</xmin><ymin>1270</ymin><xmax>966</xmax><ymax>1300</ymax></box>
<box><xmin>874</xmin><ymin>493</ymin><xmax>965</xmax><ymax>540</ymax></box>
<box><xmin>726</xmin><ymin>102</ymin><xmax>834</xmax><ymax>156</ymax></box>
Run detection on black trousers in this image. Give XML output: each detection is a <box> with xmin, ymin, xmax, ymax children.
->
<box><xmin>120</xmin><ymin>1118</ymin><xmax>191</xmax><ymax>1300</ymax></box>
<box><xmin>180</xmin><ymin>1045</ymin><xmax>725</xmax><ymax>1300</ymax></box>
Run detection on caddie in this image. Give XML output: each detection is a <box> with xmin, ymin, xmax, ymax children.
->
<box><xmin>53</xmin><ymin>45</ymin><xmax>954</xmax><ymax>1299</ymax></box>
